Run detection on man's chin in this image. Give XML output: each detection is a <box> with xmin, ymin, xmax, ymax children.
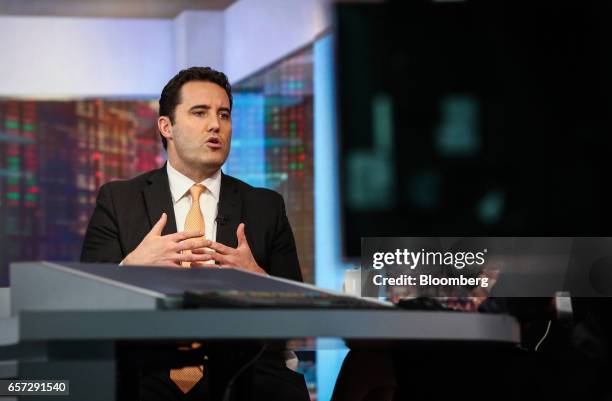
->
<box><xmin>195</xmin><ymin>159</ymin><xmax>226</xmax><ymax>173</ymax></box>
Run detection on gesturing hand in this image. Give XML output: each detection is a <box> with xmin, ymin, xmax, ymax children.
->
<box><xmin>123</xmin><ymin>213</ymin><xmax>211</xmax><ymax>267</ymax></box>
<box><xmin>192</xmin><ymin>223</ymin><xmax>266</xmax><ymax>275</ymax></box>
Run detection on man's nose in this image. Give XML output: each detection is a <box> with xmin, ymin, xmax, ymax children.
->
<box><xmin>207</xmin><ymin>114</ymin><xmax>220</xmax><ymax>132</ymax></box>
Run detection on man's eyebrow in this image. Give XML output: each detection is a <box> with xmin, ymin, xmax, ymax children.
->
<box><xmin>189</xmin><ymin>104</ymin><xmax>211</xmax><ymax>111</ymax></box>
<box><xmin>189</xmin><ymin>104</ymin><xmax>231</xmax><ymax>114</ymax></box>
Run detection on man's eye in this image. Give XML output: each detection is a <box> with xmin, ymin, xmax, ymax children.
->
<box><xmin>219</xmin><ymin>112</ymin><xmax>230</xmax><ymax>120</ymax></box>
<box><xmin>193</xmin><ymin>111</ymin><xmax>205</xmax><ymax>117</ymax></box>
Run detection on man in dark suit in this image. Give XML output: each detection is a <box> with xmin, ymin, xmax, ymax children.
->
<box><xmin>81</xmin><ymin>66</ymin><xmax>309</xmax><ymax>401</ymax></box>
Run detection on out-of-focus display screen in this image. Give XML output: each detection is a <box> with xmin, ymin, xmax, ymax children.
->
<box><xmin>336</xmin><ymin>2</ymin><xmax>612</xmax><ymax>258</ymax></box>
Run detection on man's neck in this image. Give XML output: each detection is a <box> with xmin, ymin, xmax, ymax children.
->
<box><xmin>167</xmin><ymin>158</ymin><xmax>218</xmax><ymax>183</ymax></box>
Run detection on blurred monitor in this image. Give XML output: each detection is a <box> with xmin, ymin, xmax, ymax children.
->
<box><xmin>336</xmin><ymin>1</ymin><xmax>612</xmax><ymax>258</ymax></box>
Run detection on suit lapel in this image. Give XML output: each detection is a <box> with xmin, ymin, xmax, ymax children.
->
<box><xmin>143</xmin><ymin>164</ymin><xmax>178</xmax><ymax>235</ymax></box>
<box><xmin>216</xmin><ymin>172</ymin><xmax>242</xmax><ymax>247</ymax></box>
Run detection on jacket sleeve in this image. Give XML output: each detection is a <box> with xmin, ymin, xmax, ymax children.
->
<box><xmin>266</xmin><ymin>193</ymin><xmax>303</xmax><ymax>282</ymax></box>
<box><xmin>80</xmin><ymin>183</ymin><xmax>124</xmax><ymax>263</ymax></box>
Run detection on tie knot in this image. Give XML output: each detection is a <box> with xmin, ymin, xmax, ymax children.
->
<box><xmin>189</xmin><ymin>184</ymin><xmax>205</xmax><ymax>201</ymax></box>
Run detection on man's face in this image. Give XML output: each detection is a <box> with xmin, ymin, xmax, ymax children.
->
<box><xmin>166</xmin><ymin>81</ymin><xmax>232</xmax><ymax>174</ymax></box>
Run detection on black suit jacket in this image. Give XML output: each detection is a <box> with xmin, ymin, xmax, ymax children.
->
<box><xmin>80</xmin><ymin>164</ymin><xmax>303</xmax><ymax>282</ymax></box>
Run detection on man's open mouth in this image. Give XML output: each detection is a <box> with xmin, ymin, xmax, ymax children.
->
<box><xmin>206</xmin><ymin>137</ymin><xmax>222</xmax><ymax>149</ymax></box>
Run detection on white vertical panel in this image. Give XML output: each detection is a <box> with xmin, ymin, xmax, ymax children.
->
<box><xmin>175</xmin><ymin>11</ymin><xmax>225</xmax><ymax>73</ymax></box>
<box><xmin>224</xmin><ymin>0</ymin><xmax>330</xmax><ymax>83</ymax></box>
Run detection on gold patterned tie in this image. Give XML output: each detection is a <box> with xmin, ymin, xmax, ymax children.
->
<box><xmin>170</xmin><ymin>363</ymin><xmax>204</xmax><ymax>394</ymax></box>
<box><xmin>171</xmin><ymin>185</ymin><xmax>205</xmax><ymax>393</ymax></box>
<box><xmin>181</xmin><ymin>184</ymin><xmax>206</xmax><ymax>268</ymax></box>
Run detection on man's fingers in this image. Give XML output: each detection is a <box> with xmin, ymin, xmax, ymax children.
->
<box><xmin>147</xmin><ymin>213</ymin><xmax>167</xmax><ymax>237</ymax></box>
<box><xmin>166</xmin><ymin>230</ymin><xmax>205</xmax><ymax>243</ymax></box>
<box><xmin>205</xmin><ymin>252</ymin><xmax>230</xmax><ymax>265</ymax></box>
<box><xmin>175</xmin><ymin>252</ymin><xmax>213</xmax><ymax>263</ymax></box>
<box><xmin>208</xmin><ymin>241</ymin><xmax>233</xmax><ymax>255</ymax></box>
<box><xmin>191</xmin><ymin>247</ymin><xmax>214</xmax><ymax>254</ymax></box>
<box><xmin>174</xmin><ymin>238</ymin><xmax>211</xmax><ymax>252</ymax></box>
<box><xmin>236</xmin><ymin>223</ymin><xmax>246</xmax><ymax>247</ymax></box>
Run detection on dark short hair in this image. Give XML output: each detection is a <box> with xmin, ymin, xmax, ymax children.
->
<box><xmin>158</xmin><ymin>66</ymin><xmax>233</xmax><ymax>150</ymax></box>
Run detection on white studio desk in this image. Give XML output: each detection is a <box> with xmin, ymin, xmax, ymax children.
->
<box><xmin>0</xmin><ymin>262</ymin><xmax>520</xmax><ymax>401</ymax></box>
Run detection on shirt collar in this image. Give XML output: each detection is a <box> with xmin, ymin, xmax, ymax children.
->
<box><xmin>166</xmin><ymin>161</ymin><xmax>222</xmax><ymax>204</ymax></box>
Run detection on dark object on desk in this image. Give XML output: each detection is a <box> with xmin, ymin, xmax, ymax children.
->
<box><xmin>396</xmin><ymin>297</ymin><xmax>456</xmax><ymax>312</ymax></box>
<box><xmin>183</xmin><ymin>290</ymin><xmax>395</xmax><ymax>309</ymax></box>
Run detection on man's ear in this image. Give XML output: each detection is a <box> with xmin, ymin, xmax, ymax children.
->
<box><xmin>158</xmin><ymin>116</ymin><xmax>173</xmax><ymax>142</ymax></box>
